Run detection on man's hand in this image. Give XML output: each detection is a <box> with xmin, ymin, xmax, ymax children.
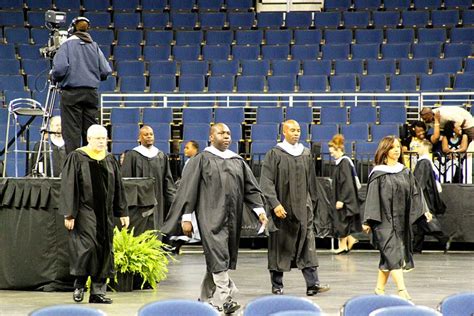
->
<box><xmin>362</xmin><ymin>224</ymin><xmax>371</xmax><ymax>234</ymax></box>
<box><xmin>120</xmin><ymin>216</ymin><xmax>130</xmax><ymax>229</ymax></box>
<box><xmin>258</xmin><ymin>213</ymin><xmax>268</xmax><ymax>226</ymax></box>
<box><xmin>64</xmin><ymin>218</ymin><xmax>75</xmax><ymax>231</ymax></box>
<box><xmin>181</xmin><ymin>221</ymin><xmax>193</xmax><ymax>237</ymax></box>
<box><xmin>434</xmin><ymin>111</ymin><xmax>441</xmax><ymax>123</ymax></box>
<box><xmin>273</xmin><ymin>204</ymin><xmax>287</xmax><ymax>219</ymax></box>
<box><xmin>424</xmin><ymin>212</ymin><xmax>433</xmax><ymax>223</ymax></box>
<box><xmin>336</xmin><ymin>201</ymin><xmax>344</xmax><ymax>210</ymax></box>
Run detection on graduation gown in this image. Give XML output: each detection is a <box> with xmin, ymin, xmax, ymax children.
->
<box><xmin>364</xmin><ymin>166</ymin><xmax>425</xmax><ymax>271</ymax></box>
<box><xmin>29</xmin><ymin>141</ymin><xmax>67</xmax><ymax>177</ymax></box>
<box><xmin>121</xmin><ymin>149</ymin><xmax>176</xmax><ymax>229</ymax></box>
<box><xmin>260</xmin><ymin>146</ymin><xmax>319</xmax><ymax>272</ymax></box>
<box><xmin>162</xmin><ymin>150</ymin><xmax>264</xmax><ymax>273</ymax></box>
<box><xmin>331</xmin><ymin>157</ymin><xmax>362</xmax><ymax>238</ymax></box>
<box><xmin>59</xmin><ymin>150</ymin><xmax>128</xmax><ymax>278</ymax></box>
<box><xmin>413</xmin><ymin>159</ymin><xmax>446</xmax><ymax>215</ymax></box>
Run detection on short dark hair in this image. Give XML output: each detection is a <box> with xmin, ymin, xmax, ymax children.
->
<box><xmin>187</xmin><ymin>140</ymin><xmax>199</xmax><ymax>151</ymax></box>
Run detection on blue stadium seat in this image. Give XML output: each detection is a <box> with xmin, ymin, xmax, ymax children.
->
<box><xmin>173</xmin><ymin>45</ymin><xmax>201</xmax><ymax>60</ymax></box>
<box><xmin>294</xmin><ymin>30</ymin><xmax>322</xmax><ymax>45</ymax></box>
<box><xmin>146</xmin><ymin>123</ymin><xmax>171</xmax><ymax>142</ymax></box>
<box><xmin>176</xmin><ymin>31</ymin><xmax>204</xmax><ymax>46</ymax></box>
<box><xmin>286</xmin><ymin>107</ymin><xmax>313</xmax><ymax>124</ymax></box>
<box><xmin>4</xmin><ymin>27</ymin><xmax>30</xmax><ymax>45</ymax></box>
<box><xmin>180</xmin><ymin>61</ymin><xmax>208</xmax><ymax>76</ymax></box>
<box><xmin>142</xmin><ymin>12</ymin><xmax>170</xmax><ymax>29</ymax></box>
<box><xmin>183</xmin><ymin>124</ymin><xmax>211</xmax><ymax>141</ymax></box>
<box><xmin>314</xmin><ymin>12</ymin><xmax>341</xmax><ymax>29</ymax></box>
<box><xmin>265</xmin><ymin>30</ymin><xmax>292</xmax><ymax>45</ymax></box>
<box><xmin>27</xmin><ymin>11</ymin><xmax>46</xmax><ymax>28</ymax></box>
<box><xmin>464</xmin><ymin>58</ymin><xmax>474</xmax><ymax>72</ymax></box>
<box><xmin>371</xmin><ymin>124</ymin><xmax>401</xmax><ymax>141</ymax></box>
<box><xmin>341</xmin><ymin>124</ymin><xmax>369</xmax><ymax>141</ymax></box>
<box><xmin>330</xmin><ymin>75</ymin><xmax>357</xmax><ymax>92</ymax></box>
<box><xmin>463</xmin><ymin>9</ymin><xmax>474</xmax><ymax>26</ymax></box>
<box><xmin>454</xmin><ymin>73</ymin><xmax>474</xmax><ymax>90</ymax></box>
<box><xmin>26</xmin><ymin>74</ymin><xmax>47</xmax><ymax>92</ymax></box>
<box><xmin>267</xmin><ymin>75</ymin><xmax>296</xmax><ymax>92</ymax></box>
<box><xmin>24</xmin><ymin>0</ymin><xmax>53</xmax><ymax>10</ymax></box>
<box><xmin>141</xmin><ymin>0</ymin><xmax>168</xmax><ymax>11</ymax></box>
<box><xmin>401</xmin><ymin>10</ymin><xmax>429</xmax><ymax>28</ymax></box>
<box><xmin>444</xmin><ymin>43</ymin><xmax>472</xmax><ymax>58</ymax></box>
<box><xmin>420</xmin><ymin>73</ymin><xmax>450</xmax><ymax>91</ymax></box>
<box><xmin>116</xmin><ymin>61</ymin><xmax>146</xmax><ymax>77</ymax></box>
<box><xmin>0</xmin><ymin>44</ymin><xmax>16</xmax><ymax>59</ymax></box>
<box><xmin>232</xmin><ymin>45</ymin><xmax>260</xmax><ymax>60</ymax></box>
<box><xmin>439</xmin><ymin>292</ymin><xmax>474</xmax><ymax>316</ymax></box>
<box><xmin>450</xmin><ymin>27</ymin><xmax>474</xmax><ymax>43</ymax></box>
<box><xmin>431</xmin><ymin>57</ymin><xmax>462</xmax><ymax>74</ymax></box>
<box><xmin>372</xmin><ymin>11</ymin><xmax>400</xmax><ymax>28</ymax></box>
<box><xmin>291</xmin><ymin>45</ymin><xmax>320</xmax><ymax>60</ymax></box>
<box><xmin>351</xmin><ymin>43</ymin><xmax>379</xmax><ymax>59</ymax></box>
<box><xmin>350</xmin><ymin>107</ymin><xmax>377</xmax><ymax>124</ymax></box>
<box><xmin>354</xmin><ymin>29</ymin><xmax>383</xmax><ymax>44</ymax></box>
<box><xmin>417</xmin><ymin>28</ymin><xmax>447</xmax><ymax>43</ymax></box>
<box><xmin>272</xmin><ymin>60</ymin><xmax>300</xmax><ymax>76</ymax></box>
<box><xmin>398</xmin><ymin>58</ymin><xmax>429</xmax><ymax>74</ymax></box>
<box><xmin>360</xmin><ymin>74</ymin><xmax>387</xmax><ymax>92</ymax></box>
<box><xmin>100</xmin><ymin>45</ymin><xmax>111</xmax><ymax>60</ymax></box>
<box><xmin>202</xmin><ymin>45</ymin><xmax>231</xmax><ymax>60</ymax></box>
<box><xmin>251</xmin><ymin>141</ymin><xmax>276</xmax><ymax>155</ymax></box>
<box><xmin>366</xmin><ymin>59</ymin><xmax>396</xmax><ymax>75</ymax></box>
<box><xmin>149</xmin><ymin>75</ymin><xmax>177</xmax><ymax>93</ymax></box>
<box><xmin>119</xmin><ymin>76</ymin><xmax>146</xmax><ymax>92</ymax></box>
<box><xmin>322</xmin><ymin>44</ymin><xmax>350</xmax><ymax>60</ymax></box>
<box><xmin>84</xmin><ymin>12</ymin><xmax>112</xmax><ymax>28</ymax></box>
<box><xmin>17</xmin><ymin>44</ymin><xmax>42</xmax><ymax>59</ymax></box>
<box><xmin>431</xmin><ymin>10</ymin><xmax>460</xmax><ymax>28</ymax></box>
<box><xmin>325</xmin><ymin>29</ymin><xmax>352</xmax><ymax>44</ymax></box>
<box><xmin>0</xmin><ymin>60</ymin><xmax>21</xmax><ymax>75</ymax></box>
<box><xmin>227</xmin><ymin>12</ymin><xmax>255</xmax><ymax>29</ymax></box>
<box><xmin>4</xmin><ymin>91</ymin><xmax>31</xmax><ymax>104</ymax></box>
<box><xmin>171</xmin><ymin>12</ymin><xmax>198</xmax><ymax>29</ymax></box>
<box><xmin>257</xmin><ymin>12</ymin><xmax>284</xmax><ymax>29</ymax></box>
<box><xmin>298</xmin><ymin>75</ymin><xmax>328</xmax><ymax>92</ymax></box>
<box><xmin>241</xmin><ymin>60</ymin><xmax>270</xmax><ymax>76</ymax></box>
<box><xmin>178</xmin><ymin>75</ymin><xmax>205</xmax><ymax>92</ymax></box>
<box><xmin>251</xmin><ymin>123</ymin><xmax>280</xmax><ymax>141</ymax></box>
<box><xmin>413</xmin><ymin>0</ymin><xmax>441</xmax><ymax>9</ymax></box>
<box><xmin>114</xmin><ymin>0</ymin><xmax>139</xmax><ymax>11</ymax></box>
<box><xmin>199</xmin><ymin>0</ymin><xmax>225</xmax><ymax>11</ymax></box>
<box><xmin>386</xmin><ymin>29</ymin><xmax>414</xmax><ymax>43</ymax></box>
<box><xmin>226</xmin><ymin>0</ymin><xmax>253</xmax><ymax>11</ymax></box>
<box><xmin>285</xmin><ymin>11</ymin><xmax>313</xmax><ymax>29</ymax></box>
<box><xmin>146</xmin><ymin>30</ymin><xmax>173</xmax><ymax>46</ymax></box>
<box><xmin>257</xmin><ymin>107</ymin><xmax>284</xmax><ymax>124</ymax></box>
<box><xmin>325</xmin><ymin>0</ymin><xmax>352</xmax><ymax>11</ymax></box>
<box><xmin>342</xmin><ymin>11</ymin><xmax>370</xmax><ymax>29</ymax></box>
<box><xmin>22</xmin><ymin>59</ymin><xmax>49</xmax><ymax>76</ymax></box>
<box><xmin>206</xmin><ymin>30</ymin><xmax>233</xmax><ymax>45</ymax></box>
<box><xmin>353</xmin><ymin>0</ymin><xmax>382</xmax><ymax>10</ymax></box>
<box><xmin>445</xmin><ymin>0</ymin><xmax>473</xmax><ymax>8</ymax></box>
<box><xmin>169</xmin><ymin>0</ymin><xmax>195</xmax><ymax>11</ymax></box>
<box><xmin>262</xmin><ymin>45</ymin><xmax>290</xmax><ymax>60</ymax></box>
<box><xmin>0</xmin><ymin>10</ymin><xmax>24</xmax><ymax>27</ymax></box>
<box><xmin>390</xmin><ymin>75</ymin><xmax>417</xmax><ymax>92</ymax></box>
<box><xmin>384</xmin><ymin>0</ymin><xmax>410</xmax><ymax>10</ymax></box>
<box><xmin>311</xmin><ymin>124</ymin><xmax>339</xmax><ymax>142</ymax></box>
<box><xmin>30</xmin><ymin>304</ymin><xmax>108</xmax><ymax>316</ymax></box>
<box><xmin>55</xmin><ymin>0</ymin><xmax>80</xmax><ymax>11</ymax></box>
<box><xmin>235</xmin><ymin>30</ymin><xmax>263</xmax><ymax>45</ymax></box>
<box><xmin>83</xmin><ymin>0</ymin><xmax>110</xmax><ymax>11</ymax></box>
<box><xmin>214</xmin><ymin>107</ymin><xmax>245</xmax><ymax>124</ymax></box>
<box><xmin>210</xmin><ymin>60</ymin><xmax>239</xmax><ymax>75</ymax></box>
<box><xmin>89</xmin><ymin>30</ymin><xmax>115</xmax><ymax>46</ymax></box>
<box><xmin>379</xmin><ymin>106</ymin><xmax>406</xmax><ymax>124</ymax></box>
<box><xmin>142</xmin><ymin>108</ymin><xmax>173</xmax><ymax>125</ymax></box>
<box><xmin>182</xmin><ymin>108</ymin><xmax>213</xmax><ymax>124</ymax></box>
<box><xmin>143</xmin><ymin>46</ymin><xmax>172</xmax><ymax>61</ymax></box>
<box><xmin>334</xmin><ymin>60</ymin><xmax>364</xmax><ymax>75</ymax></box>
<box><xmin>98</xmin><ymin>76</ymin><xmax>116</xmax><ymax>92</ymax></box>
<box><xmin>199</xmin><ymin>12</ymin><xmax>226</xmax><ymax>30</ymax></box>
<box><xmin>111</xmin><ymin>108</ymin><xmax>141</xmax><ymax>125</ymax></box>
<box><xmin>354</xmin><ymin>141</ymin><xmax>379</xmax><ymax>159</ymax></box>
<box><xmin>412</xmin><ymin>43</ymin><xmax>442</xmax><ymax>58</ymax></box>
<box><xmin>114</xmin><ymin>12</ymin><xmax>141</xmax><ymax>29</ymax></box>
<box><xmin>302</xmin><ymin>60</ymin><xmax>331</xmax><ymax>76</ymax></box>
<box><xmin>381</xmin><ymin>43</ymin><xmax>410</xmax><ymax>59</ymax></box>
<box><xmin>114</xmin><ymin>46</ymin><xmax>141</xmax><ymax>60</ymax></box>
<box><xmin>320</xmin><ymin>107</ymin><xmax>347</xmax><ymax>124</ymax></box>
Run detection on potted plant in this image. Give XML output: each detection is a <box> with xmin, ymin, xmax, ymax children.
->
<box><xmin>112</xmin><ymin>227</ymin><xmax>175</xmax><ymax>291</ymax></box>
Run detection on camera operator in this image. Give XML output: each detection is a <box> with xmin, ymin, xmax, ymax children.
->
<box><xmin>51</xmin><ymin>16</ymin><xmax>112</xmax><ymax>154</ymax></box>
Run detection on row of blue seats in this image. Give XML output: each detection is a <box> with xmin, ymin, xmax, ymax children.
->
<box><xmin>3</xmin><ymin>8</ymin><xmax>474</xmax><ymax>30</ymax></box>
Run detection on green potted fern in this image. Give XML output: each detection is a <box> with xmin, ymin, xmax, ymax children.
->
<box><xmin>112</xmin><ymin>227</ymin><xmax>175</xmax><ymax>291</ymax></box>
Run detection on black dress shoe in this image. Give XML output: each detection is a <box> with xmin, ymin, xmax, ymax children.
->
<box><xmin>73</xmin><ymin>288</ymin><xmax>85</xmax><ymax>303</ymax></box>
<box><xmin>306</xmin><ymin>284</ymin><xmax>330</xmax><ymax>296</ymax></box>
<box><xmin>89</xmin><ymin>294</ymin><xmax>113</xmax><ymax>304</ymax></box>
<box><xmin>222</xmin><ymin>300</ymin><xmax>241</xmax><ymax>314</ymax></box>
<box><xmin>272</xmin><ymin>287</ymin><xmax>284</xmax><ymax>295</ymax></box>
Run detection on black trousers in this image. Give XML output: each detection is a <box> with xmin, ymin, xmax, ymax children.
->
<box><xmin>270</xmin><ymin>267</ymin><xmax>320</xmax><ymax>289</ymax></box>
<box><xmin>413</xmin><ymin>218</ymin><xmax>449</xmax><ymax>252</ymax></box>
<box><xmin>74</xmin><ymin>276</ymin><xmax>107</xmax><ymax>295</ymax></box>
<box><xmin>60</xmin><ymin>88</ymin><xmax>99</xmax><ymax>154</ymax></box>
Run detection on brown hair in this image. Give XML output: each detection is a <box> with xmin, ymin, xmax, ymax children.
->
<box><xmin>76</xmin><ymin>20</ymin><xmax>89</xmax><ymax>32</ymax></box>
<box><xmin>374</xmin><ymin>135</ymin><xmax>404</xmax><ymax>165</ymax></box>
<box><xmin>328</xmin><ymin>134</ymin><xmax>345</xmax><ymax>150</ymax></box>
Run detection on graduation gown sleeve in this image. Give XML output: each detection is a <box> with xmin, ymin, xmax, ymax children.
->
<box><xmin>259</xmin><ymin>149</ymin><xmax>281</xmax><ymax>210</ymax></box>
<box><xmin>413</xmin><ymin>160</ymin><xmax>446</xmax><ymax>215</ymax></box>
<box><xmin>59</xmin><ymin>152</ymin><xmax>82</xmax><ymax>219</ymax></box>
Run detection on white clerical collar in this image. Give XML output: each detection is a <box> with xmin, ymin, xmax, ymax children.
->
<box><xmin>277</xmin><ymin>139</ymin><xmax>305</xmax><ymax>157</ymax></box>
<box><xmin>133</xmin><ymin>145</ymin><xmax>159</xmax><ymax>158</ymax></box>
<box><xmin>370</xmin><ymin>162</ymin><xmax>405</xmax><ymax>177</ymax></box>
<box><xmin>50</xmin><ymin>136</ymin><xmax>64</xmax><ymax>148</ymax></box>
<box><xmin>204</xmin><ymin>145</ymin><xmax>239</xmax><ymax>159</ymax></box>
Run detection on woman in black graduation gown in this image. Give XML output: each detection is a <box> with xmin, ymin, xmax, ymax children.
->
<box><xmin>362</xmin><ymin>136</ymin><xmax>431</xmax><ymax>301</ymax></box>
<box><xmin>328</xmin><ymin>134</ymin><xmax>362</xmax><ymax>254</ymax></box>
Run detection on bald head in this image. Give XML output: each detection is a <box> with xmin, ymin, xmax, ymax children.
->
<box><xmin>209</xmin><ymin>123</ymin><xmax>231</xmax><ymax>152</ymax></box>
<box><xmin>420</xmin><ymin>107</ymin><xmax>434</xmax><ymax>123</ymax></box>
<box><xmin>139</xmin><ymin>125</ymin><xmax>154</xmax><ymax>148</ymax></box>
<box><xmin>282</xmin><ymin>120</ymin><xmax>301</xmax><ymax>145</ymax></box>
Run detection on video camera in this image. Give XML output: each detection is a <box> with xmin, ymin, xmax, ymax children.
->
<box><xmin>39</xmin><ymin>10</ymin><xmax>68</xmax><ymax>59</ymax></box>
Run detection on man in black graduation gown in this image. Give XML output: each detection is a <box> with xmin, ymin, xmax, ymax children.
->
<box><xmin>60</xmin><ymin>124</ymin><xmax>129</xmax><ymax>304</ymax></box>
<box><xmin>413</xmin><ymin>140</ymin><xmax>452</xmax><ymax>253</ymax></box>
<box><xmin>29</xmin><ymin>116</ymin><xmax>67</xmax><ymax>177</ymax></box>
<box><xmin>121</xmin><ymin>125</ymin><xmax>176</xmax><ymax>230</ymax></box>
<box><xmin>162</xmin><ymin>123</ymin><xmax>268</xmax><ymax>314</ymax></box>
<box><xmin>260</xmin><ymin>120</ymin><xmax>330</xmax><ymax>296</ymax></box>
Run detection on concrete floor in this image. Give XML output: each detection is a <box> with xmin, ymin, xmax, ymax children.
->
<box><xmin>1</xmin><ymin>248</ymin><xmax>473</xmax><ymax>316</ymax></box>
